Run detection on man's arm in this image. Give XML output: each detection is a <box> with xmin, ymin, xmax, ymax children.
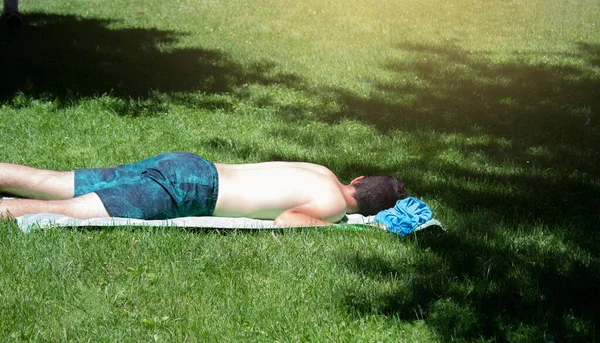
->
<box><xmin>273</xmin><ymin>210</ymin><xmax>332</xmax><ymax>227</ymax></box>
<box><xmin>273</xmin><ymin>200</ymin><xmax>346</xmax><ymax>227</ymax></box>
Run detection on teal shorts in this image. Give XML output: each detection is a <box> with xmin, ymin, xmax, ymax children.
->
<box><xmin>74</xmin><ymin>152</ymin><xmax>219</xmax><ymax>220</ymax></box>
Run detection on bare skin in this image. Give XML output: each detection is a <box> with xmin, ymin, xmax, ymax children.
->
<box><xmin>214</xmin><ymin>162</ymin><xmax>363</xmax><ymax>226</ymax></box>
<box><xmin>0</xmin><ymin>161</ymin><xmax>364</xmax><ymax>226</ymax></box>
<box><xmin>0</xmin><ymin>163</ymin><xmax>110</xmax><ymax>219</ymax></box>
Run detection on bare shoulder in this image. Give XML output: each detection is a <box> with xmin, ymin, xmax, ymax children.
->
<box><xmin>294</xmin><ymin>162</ymin><xmax>337</xmax><ymax>178</ymax></box>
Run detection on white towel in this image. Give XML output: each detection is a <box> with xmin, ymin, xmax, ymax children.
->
<box><xmin>16</xmin><ymin>213</ymin><xmax>442</xmax><ymax>234</ymax></box>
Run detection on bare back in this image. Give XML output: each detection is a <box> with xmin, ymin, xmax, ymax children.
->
<box><xmin>213</xmin><ymin>162</ymin><xmax>347</xmax><ymax>222</ymax></box>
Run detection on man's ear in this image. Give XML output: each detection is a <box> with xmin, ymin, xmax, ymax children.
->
<box><xmin>350</xmin><ymin>176</ymin><xmax>365</xmax><ymax>185</ymax></box>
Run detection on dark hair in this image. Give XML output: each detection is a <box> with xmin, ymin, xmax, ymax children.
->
<box><xmin>353</xmin><ymin>176</ymin><xmax>407</xmax><ymax>215</ymax></box>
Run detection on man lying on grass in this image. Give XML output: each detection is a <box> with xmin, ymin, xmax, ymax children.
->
<box><xmin>0</xmin><ymin>152</ymin><xmax>407</xmax><ymax>226</ymax></box>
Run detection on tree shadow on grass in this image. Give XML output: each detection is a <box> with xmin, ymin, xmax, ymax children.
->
<box><xmin>199</xmin><ymin>131</ymin><xmax>599</xmax><ymax>342</ymax></box>
<box><xmin>223</xmin><ymin>41</ymin><xmax>600</xmax><ymax>341</ymax></box>
<box><xmin>332</xmin><ymin>44</ymin><xmax>600</xmax><ymax>342</ymax></box>
<box><xmin>330</xmin><ymin>42</ymin><xmax>599</xmax><ymax>147</ymax></box>
<box><xmin>267</xmin><ymin>41</ymin><xmax>599</xmax><ymax>161</ymax></box>
<box><xmin>340</xmin><ymin>227</ymin><xmax>600</xmax><ymax>341</ymax></box>
<box><xmin>258</xmin><ymin>40</ymin><xmax>600</xmax><ymax>232</ymax></box>
<box><xmin>0</xmin><ymin>13</ymin><xmax>298</xmax><ymax>111</ymax></box>
<box><xmin>324</xmin><ymin>42</ymin><xmax>600</xmax><ymax>340</ymax></box>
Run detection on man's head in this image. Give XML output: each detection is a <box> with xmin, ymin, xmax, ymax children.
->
<box><xmin>351</xmin><ymin>176</ymin><xmax>407</xmax><ymax>215</ymax></box>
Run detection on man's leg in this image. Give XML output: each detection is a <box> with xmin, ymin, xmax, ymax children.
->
<box><xmin>0</xmin><ymin>162</ymin><xmax>75</xmax><ymax>200</ymax></box>
<box><xmin>0</xmin><ymin>193</ymin><xmax>110</xmax><ymax>219</ymax></box>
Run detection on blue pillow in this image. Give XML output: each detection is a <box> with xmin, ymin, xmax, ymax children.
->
<box><xmin>374</xmin><ymin>197</ymin><xmax>433</xmax><ymax>236</ymax></box>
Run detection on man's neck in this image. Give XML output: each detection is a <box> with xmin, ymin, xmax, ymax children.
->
<box><xmin>341</xmin><ymin>185</ymin><xmax>359</xmax><ymax>214</ymax></box>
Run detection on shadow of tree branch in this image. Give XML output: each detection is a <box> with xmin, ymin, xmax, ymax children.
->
<box><xmin>0</xmin><ymin>13</ymin><xmax>299</xmax><ymax>108</ymax></box>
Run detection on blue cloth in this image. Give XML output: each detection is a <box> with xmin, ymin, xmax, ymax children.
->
<box><xmin>374</xmin><ymin>197</ymin><xmax>433</xmax><ymax>236</ymax></box>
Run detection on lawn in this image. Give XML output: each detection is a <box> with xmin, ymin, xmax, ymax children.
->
<box><xmin>1</xmin><ymin>0</ymin><xmax>599</xmax><ymax>341</ymax></box>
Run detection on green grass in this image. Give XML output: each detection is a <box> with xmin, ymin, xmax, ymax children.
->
<box><xmin>1</xmin><ymin>0</ymin><xmax>599</xmax><ymax>341</ymax></box>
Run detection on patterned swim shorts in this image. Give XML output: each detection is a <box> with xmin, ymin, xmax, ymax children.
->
<box><xmin>74</xmin><ymin>152</ymin><xmax>219</xmax><ymax>220</ymax></box>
